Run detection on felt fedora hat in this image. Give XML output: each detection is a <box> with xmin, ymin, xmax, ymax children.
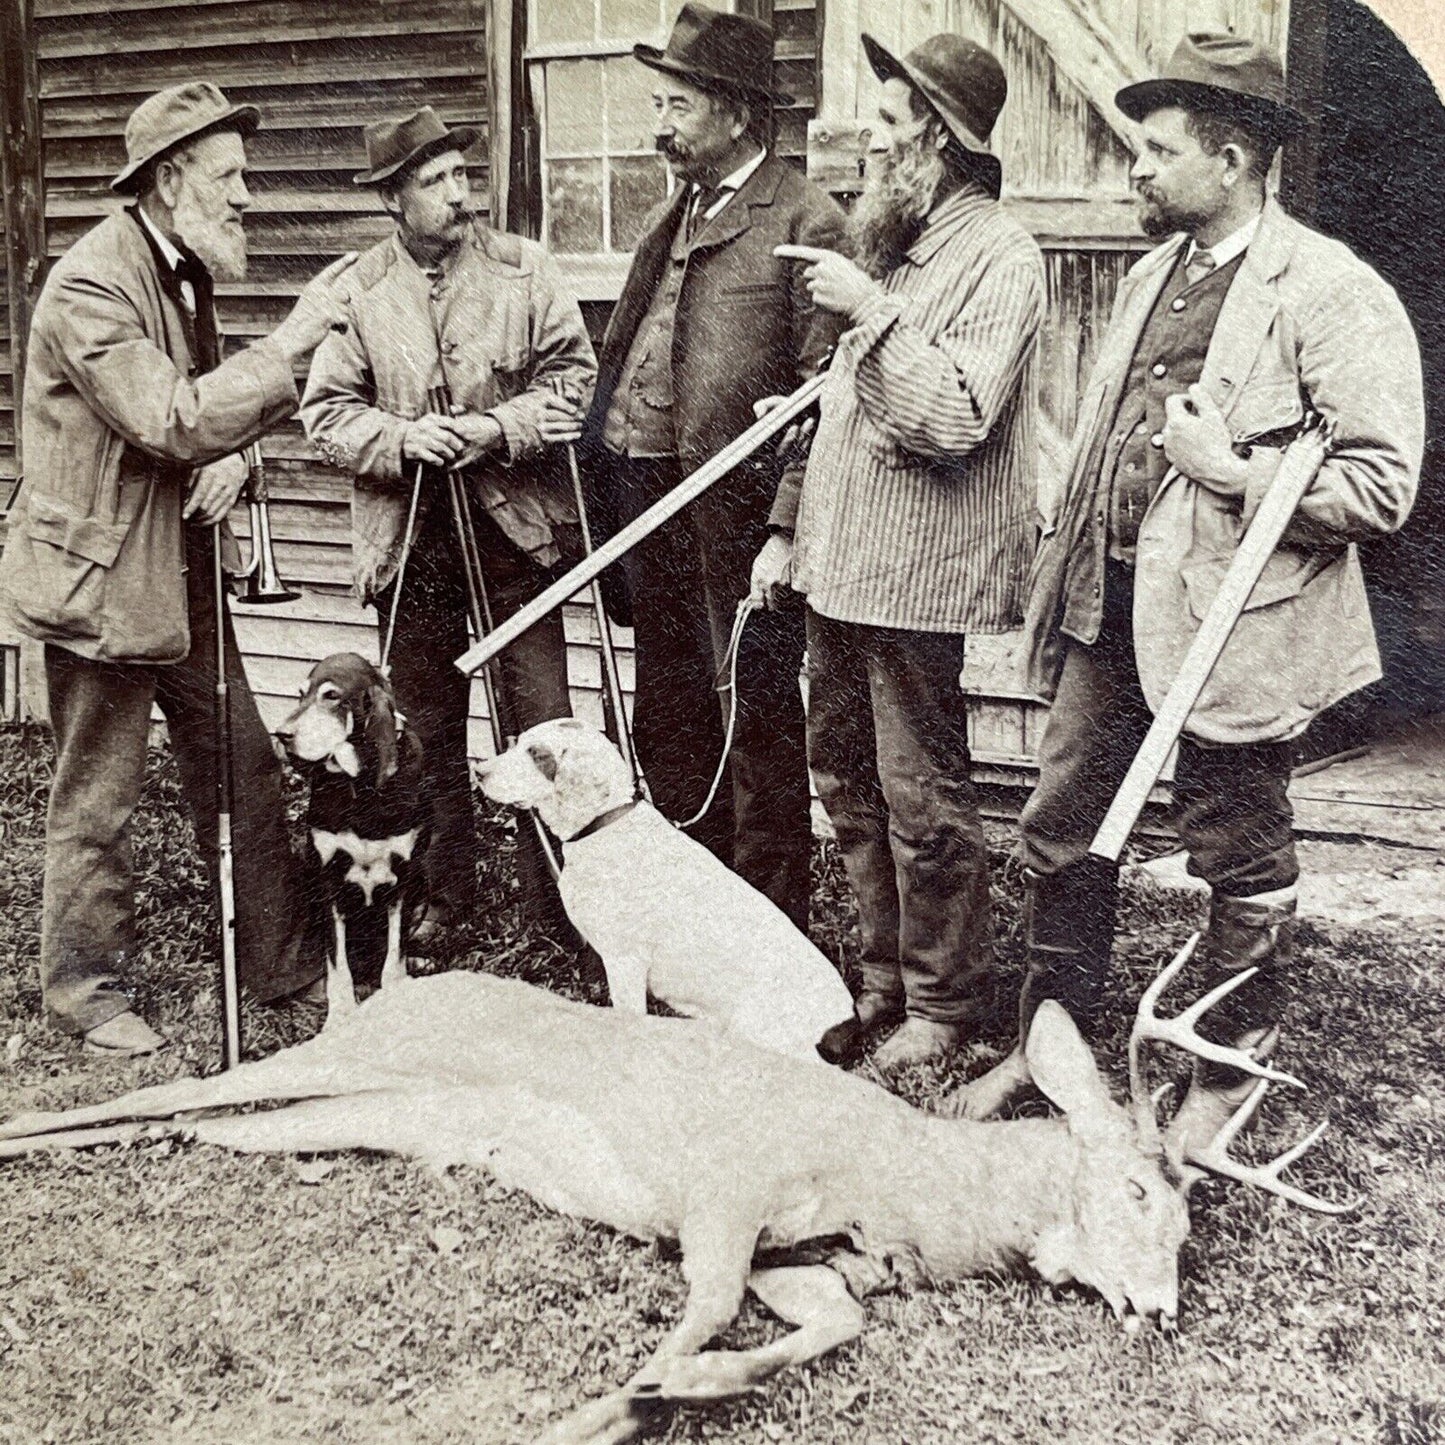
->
<box><xmin>1116</xmin><ymin>32</ymin><xmax>1307</xmax><ymax>138</ymax></box>
<box><xmin>111</xmin><ymin>82</ymin><xmax>260</xmax><ymax>193</ymax></box>
<box><xmin>861</xmin><ymin>31</ymin><xmax>1007</xmax><ymax>197</ymax></box>
<box><xmin>633</xmin><ymin>2</ymin><xmax>792</xmax><ymax>106</ymax></box>
<box><xmin>352</xmin><ymin>107</ymin><xmax>480</xmax><ymax>187</ymax></box>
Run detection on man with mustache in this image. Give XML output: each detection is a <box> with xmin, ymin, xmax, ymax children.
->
<box><xmin>303</xmin><ymin>109</ymin><xmax>596</xmax><ymax>951</ymax></box>
<box><xmin>759</xmin><ymin>33</ymin><xmax>1045</xmax><ymax>1068</ymax></box>
<box><xmin>581</xmin><ymin>3</ymin><xmax>846</xmax><ymax>931</ymax></box>
<box><xmin>0</xmin><ymin>83</ymin><xmax>355</xmax><ymax>1054</ymax></box>
<box><xmin>950</xmin><ymin>35</ymin><xmax>1423</xmax><ymax>1128</ymax></box>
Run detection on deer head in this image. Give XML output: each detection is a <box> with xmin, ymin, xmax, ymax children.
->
<box><xmin>1024</xmin><ymin>937</ymin><xmax>1352</xmax><ymax>1329</ymax></box>
<box><xmin>1024</xmin><ymin>1000</ymin><xmax>1190</xmax><ymax>1328</ymax></box>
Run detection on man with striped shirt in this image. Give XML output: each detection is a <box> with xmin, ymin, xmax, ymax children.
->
<box><xmin>759</xmin><ymin>33</ymin><xmax>1045</xmax><ymax>1068</ymax></box>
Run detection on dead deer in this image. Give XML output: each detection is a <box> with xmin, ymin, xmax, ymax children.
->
<box><xmin>0</xmin><ymin>938</ymin><xmax>1347</xmax><ymax>1445</ymax></box>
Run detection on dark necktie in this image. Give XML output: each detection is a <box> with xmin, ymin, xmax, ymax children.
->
<box><xmin>687</xmin><ymin>185</ymin><xmax>724</xmax><ymax>241</ymax></box>
<box><xmin>1184</xmin><ymin>247</ymin><xmax>1217</xmax><ymax>288</ymax></box>
<box><xmin>175</xmin><ymin>253</ymin><xmax>220</xmax><ymax>374</ymax></box>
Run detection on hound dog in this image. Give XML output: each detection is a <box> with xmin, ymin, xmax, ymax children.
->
<box><xmin>278</xmin><ymin>653</ymin><xmax>430</xmax><ymax>1027</ymax></box>
<box><xmin>479</xmin><ymin>719</ymin><xmax>860</xmax><ymax>1063</ymax></box>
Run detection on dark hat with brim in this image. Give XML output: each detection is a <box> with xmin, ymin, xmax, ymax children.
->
<box><xmin>111</xmin><ymin>82</ymin><xmax>260</xmax><ymax>193</ymax></box>
<box><xmin>1116</xmin><ymin>32</ymin><xmax>1307</xmax><ymax>139</ymax></box>
<box><xmin>352</xmin><ymin>107</ymin><xmax>480</xmax><ymax>187</ymax></box>
<box><xmin>862</xmin><ymin>31</ymin><xmax>1006</xmax><ymax>199</ymax></box>
<box><xmin>633</xmin><ymin>1</ymin><xmax>792</xmax><ymax>106</ymax></box>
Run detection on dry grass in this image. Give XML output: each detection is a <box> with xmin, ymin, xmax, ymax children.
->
<box><xmin>0</xmin><ymin>723</ymin><xmax>1442</xmax><ymax>1445</ymax></box>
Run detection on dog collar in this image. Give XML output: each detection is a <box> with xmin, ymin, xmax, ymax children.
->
<box><xmin>565</xmin><ymin>799</ymin><xmax>639</xmax><ymax>843</ymax></box>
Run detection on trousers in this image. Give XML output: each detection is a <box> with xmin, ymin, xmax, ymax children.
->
<box><xmin>40</xmin><ymin>528</ymin><xmax>320</xmax><ymax>1034</ymax></box>
<box><xmin>613</xmin><ymin>456</ymin><xmax>812</xmax><ymax>929</ymax></box>
<box><xmin>805</xmin><ymin>609</ymin><xmax>995</xmax><ymax>1024</ymax></box>
<box><xmin>375</xmin><ymin>494</ymin><xmax>573</xmax><ymax>920</ymax></box>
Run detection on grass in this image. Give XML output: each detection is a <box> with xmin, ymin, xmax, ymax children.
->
<box><xmin>0</xmin><ymin>722</ymin><xmax>1442</xmax><ymax>1445</ymax></box>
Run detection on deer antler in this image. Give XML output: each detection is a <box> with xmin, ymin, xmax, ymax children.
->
<box><xmin>1128</xmin><ymin>933</ymin><xmax>1305</xmax><ymax>1109</ymax></box>
<box><xmin>1182</xmin><ymin>1079</ymin><xmax>1358</xmax><ymax>1215</ymax></box>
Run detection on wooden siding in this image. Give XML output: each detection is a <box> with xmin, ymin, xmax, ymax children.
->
<box><xmin>10</xmin><ymin>0</ymin><xmax>573</xmax><ymax>746</ymax></box>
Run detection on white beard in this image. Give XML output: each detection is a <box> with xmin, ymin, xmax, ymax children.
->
<box><xmin>173</xmin><ymin>184</ymin><xmax>248</xmax><ymax>282</ymax></box>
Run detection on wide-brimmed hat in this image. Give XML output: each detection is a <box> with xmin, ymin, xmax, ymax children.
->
<box><xmin>862</xmin><ymin>31</ymin><xmax>1006</xmax><ymax>198</ymax></box>
<box><xmin>111</xmin><ymin>82</ymin><xmax>260</xmax><ymax>193</ymax></box>
<box><xmin>633</xmin><ymin>2</ymin><xmax>791</xmax><ymax>107</ymax></box>
<box><xmin>1116</xmin><ymin>32</ymin><xmax>1307</xmax><ymax>138</ymax></box>
<box><xmin>352</xmin><ymin>107</ymin><xmax>480</xmax><ymax>187</ymax></box>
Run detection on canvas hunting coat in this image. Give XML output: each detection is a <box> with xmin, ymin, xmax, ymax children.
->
<box><xmin>301</xmin><ymin>222</ymin><xmax>597</xmax><ymax>600</ymax></box>
<box><xmin>1025</xmin><ymin>199</ymin><xmax>1424</xmax><ymax>744</ymax></box>
<box><xmin>0</xmin><ymin>211</ymin><xmax>298</xmax><ymax>663</ymax></box>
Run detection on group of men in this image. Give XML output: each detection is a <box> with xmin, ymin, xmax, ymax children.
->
<box><xmin>0</xmin><ymin>4</ymin><xmax>1422</xmax><ymax>1147</ymax></box>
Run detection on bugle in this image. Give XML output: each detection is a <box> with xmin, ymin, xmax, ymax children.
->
<box><xmin>236</xmin><ymin>442</ymin><xmax>299</xmax><ymax>605</ymax></box>
<box><xmin>454</xmin><ymin>369</ymin><xmax>828</xmax><ymax>678</ymax></box>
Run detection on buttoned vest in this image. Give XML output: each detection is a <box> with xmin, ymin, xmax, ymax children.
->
<box><xmin>1104</xmin><ymin>250</ymin><xmax>1244</xmax><ymax>559</ymax></box>
<box><xmin>601</xmin><ymin>207</ymin><xmax>697</xmax><ymax>459</ymax></box>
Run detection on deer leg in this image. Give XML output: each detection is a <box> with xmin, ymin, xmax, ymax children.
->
<box><xmin>536</xmin><ymin>1207</ymin><xmax>759</xmax><ymax>1445</ymax></box>
<box><xmin>640</xmin><ymin>1266</ymin><xmax>864</xmax><ymax>1403</ymax></box>
<box><xmin>324</xmin><ymin>905</ymin><xmax>357</xmax><ymax>1030</ymax></box>
<box><xmin>379</xmin><ymin>895</ymin><xmax>408</xmax><ymax>991</ymax></box>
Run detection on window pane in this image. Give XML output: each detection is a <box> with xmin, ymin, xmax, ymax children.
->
<box><xmin>534</xmin><ymin>0</ymin><xmax>596</xmax><ymax>46</ymax></box>
<box><xmin>600</xmin><ymin>0</ymin><xmax>662</xmax><ymax>41</ymax></box>
<box><xmin>546</xmin><ymin>60</ymin><xmax>605</xmax><ymax>155</ymax></box>
<box><xmin>610</xmin><ymin>154</ymin><xmax>668</xmax><ymax>249</ymax></box>
<box><xmin>604</xmin><ymin>55</ymin><xmax>661</xmax><ymax>153</ymax></box>
<box><xmin>547</xmin><ymin>158</ymin><xmax>605</xmax><ymax>253</ymax></box>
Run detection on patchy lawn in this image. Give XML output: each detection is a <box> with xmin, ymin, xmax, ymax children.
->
<box><xmin>0</xmin><ymin>722</ymin><xmax>1441</xmax><ymax>1445</ymax></box>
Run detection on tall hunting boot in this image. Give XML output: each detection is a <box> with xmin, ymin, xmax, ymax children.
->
<box><xmin>941</xmin><ymin>858</ymin><xmax>1119</xmax><ymax>1119</ymax></box>
<box><xmin>1167</xmin><ymin>886</ymin><xmax>1297</xmax><ymax>1158</ymax></box>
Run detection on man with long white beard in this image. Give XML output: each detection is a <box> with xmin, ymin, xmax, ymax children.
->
<box><xmin>753</xmin><ymin>32</ymin><xmax>1044</xmax><ymax>1068</ymax></box>
<box><xmin>0</xmin><ymin>83</ymin><xmax>355</xmax><ymax>1054</ymax></box>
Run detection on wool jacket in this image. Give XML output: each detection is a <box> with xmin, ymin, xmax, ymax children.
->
<box><xmin>583</xmin><ymin>154</ymin><xmax>847</xmax><ymax>536</ymax></box>
<box><xmin>1024</xmin><ymin>199</ymin><xmax>1424</xmax><ymax>744</ymax></box>
<box><xmin>301</xmin><ymin>222</ymin><xmax>597</xmax><ymax>600</ymax></box>
<box><xmin>0</xmin><ymin>211</ymin><xmax>298</xmax><ymax>662</ymax></box>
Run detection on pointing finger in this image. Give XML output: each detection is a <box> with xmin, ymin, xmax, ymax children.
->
<box><xmin>774</xmin><ymin>244</ymin><xmax>829</xmax><ymax>263</ymax></box>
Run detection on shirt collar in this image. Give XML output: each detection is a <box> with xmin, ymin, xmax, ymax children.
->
<box><xmin>696</xmin><ymin>145</ymin><xmax>767</xmax><ymax>199</ymax></box>
<box><xmin>137</xmin><ymin>205</ymin><xmax>186</xmax><ymax>274</ymax></box>
<box><xmin>1187</xmin><ymin>209</ymin><xmax>1262</xmax><ymax>270</ymax></box>
<box><xmin>905</xmin><ymin>182</ymin><xmax>997</xmax><ymax>267</ymax></box>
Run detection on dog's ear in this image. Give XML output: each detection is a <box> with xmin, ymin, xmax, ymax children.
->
<box><xmin>362</xmin><ymin>683</ymin><xmax>400</xmax><ymax>787</ymax></box>
<box><xmin>526</xmin><ymin>741</ymin><xmax>560</xmax><ymax>783</ymax></box>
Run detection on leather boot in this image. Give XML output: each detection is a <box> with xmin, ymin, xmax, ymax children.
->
<box><xmin>940</xmin><ymin>859</ymin><xmax>1118</xmax><ymax>1119</ymax></box>
<box><xmin>1168</xmin><ymin>888</ymin><xmax>1297</xmax><ymax>1158</ymax></box>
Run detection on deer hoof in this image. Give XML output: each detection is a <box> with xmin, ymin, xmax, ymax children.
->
<box><xmin>939</xmin><ymin>1047</ymin><xmax>1033</xmax><ymax>1120</ymax></box>
<box><xmin>638</xmin><ymin>1351</ymin><xmax>762</xmax><ymax>1403</ymax></box>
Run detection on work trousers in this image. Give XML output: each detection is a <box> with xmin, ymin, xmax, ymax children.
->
<box><xmin>1018</xmin><ymin>562</ymin><xmax>1298</xmax><ymax>1022</ymax></box>
<box><xmin>614</xmin><ymin>457</ymin><xmax>811</xmax><ymax>929</ymax></box>
<box><xmin>805</xmin><ymin>609</ymin><xmax>995</xmax><ymax>1024</ymax></box>
<box><xmin>374</xmin><ymin>495</ymin><xmax>573</xmax><ymax>921</ymax></box>
<box><xmin>40</xmin><ymin>528</ymin><xmax>320</xmax><ymax>1035</ymax></box>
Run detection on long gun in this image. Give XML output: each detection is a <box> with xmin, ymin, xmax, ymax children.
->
<box><xmin>1089</xmin><ymin>422</ymin><xmax>1332</xmax><ymax>861</ymax></box>
<box><xmin>454</xmin><ymin>371</ymin><xmax>828</xmax><ymax>678</ymax></box>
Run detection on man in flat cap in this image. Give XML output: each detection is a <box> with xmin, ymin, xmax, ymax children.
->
<box><xmin>581</xmin><ymin>2</ymin><xmax>846</xmax><ymax>931</ymax></box>
<box><xmin>951</xmin><ymin>34</ymin><xmax>1423</xmax><ymax>1131</ymax></box>
<box><xmin>760</xmin><ymin>33</ymin><xmax>1045</xmax><ymax>1067</ymax></box>
<box><xmin>302</xmin><ymin>109</ymin><xmax>596</xmax><ymax>949</ymax></box>
<box><xmin>0</xmin><ymin>83</ymin><xmax>355</xmax><ymax>1053</ymax></box>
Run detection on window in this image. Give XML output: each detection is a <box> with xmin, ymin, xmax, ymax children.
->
<box><xmin>527</xmin><ymin>0</ymin><xmax>693</xmax><ymax>294</ymax></box>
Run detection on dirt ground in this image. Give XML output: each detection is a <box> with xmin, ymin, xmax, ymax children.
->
<box><xmin>1</xmin><ymin>725</ymin><xmax>1442</xmax><ymax>1445</ymax></box>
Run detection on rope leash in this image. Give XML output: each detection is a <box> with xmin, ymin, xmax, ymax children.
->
<box><xmin>676</xmin><ymin>595</ymin><xmax>761</xmax><ymax>831</ymax></box>
<box><xmin>379</xmin><ymin>462</ymin><xmax>425</xmax><ymax>674</ymax></box>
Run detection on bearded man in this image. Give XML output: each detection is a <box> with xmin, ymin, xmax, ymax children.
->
<box><xmin>0</xmin><ymin>83</ymin><xmax>354</xmax><ymax>1053</ymax></box>
<box><xmin>303</xmin><ymin>109</ymin><xmax>596</xmax><ymax>949</ymax></box>
<box><xmin>582</xmin><ymin>3</ymin><xmax>846</xmax><ymax>930</ymax></box>
<box><xmin>950</xmin><ymin>35</ymin><xmax>1423</xmax><ymax>1128</ymax></box>
<box><xmin>759</xmin><ymin>33</ymin><xmax>1045</xmax><ymax>1067</ymax></box>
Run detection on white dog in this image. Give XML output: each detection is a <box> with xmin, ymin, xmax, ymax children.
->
<box><xmin>478</xmin><ymin>719</ymin><xmax>858</xmax><ymax>1063</ymax></box>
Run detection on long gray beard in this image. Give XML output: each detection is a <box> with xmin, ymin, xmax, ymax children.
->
<box><xmin>173</xmin><ymin>188</ymin><xmax>248</xmax><ymax>283</ymax></box>
<box><xmin>850</xmin><ymin>140</ymin><xmax>948</xmax><ymax>279</ymax></box>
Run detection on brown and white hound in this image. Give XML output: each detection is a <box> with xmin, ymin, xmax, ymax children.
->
<box><xmin>278</xmin><ymin>653</ymin><xmax>430</xmax><ymax>1027</ymax></box>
